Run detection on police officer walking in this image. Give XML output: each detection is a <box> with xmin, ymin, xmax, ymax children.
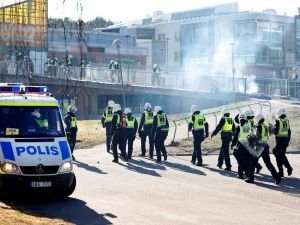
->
<box><xmin>188</xmin><ymin>105</ymin><xmax>209</xmax><ymax>166</ymax></box>
<box><xmin>245</xmin><ymin>110</ymin><xmax>263</xmax><ymax>174</ymax></box>
<box><xmin>231</xmin><ymin>113</ymin><xmax>254</xmax><ymax>183</ymax></box>
<box><xmin>151</xmin><ymin>106</ymin><xmax>169</xmax><ymax>162</ymax></box>
<box><xmin>273</xmin><ymin>108</ymin><xmax>293</xmax><ymax>177</ymax></box>
<box><xmin>254</xmin><ymin>114</ymin><xmax>281</xmax><ymax>184</ymax></box>
<box><xmin>101</xmin><ymin>100</ymin><xmax>115</xmax><ymax>152</ymax></box>
<box><xmin>64</xmin><ymin>105</ymin><xmax>78</xmax><ymax>161</ymax></box>
<box><xmin>211</xmin><ymin>108</ymin><xmax>235</xmax><ymax>171</ymax></box>
<box><xmin>110</xmin><ymin>104</ymin><xmax>127</xmax><ymax>163</ymax></box>
<box><xmin>138</xmin><ymin>102</ymin><xmax>154</xmax><ymax>158</ymax></box>
<box><xmin>124</xmin><ymin>108</ymin><xmax>138</xmax><ymax>160</ymax></box>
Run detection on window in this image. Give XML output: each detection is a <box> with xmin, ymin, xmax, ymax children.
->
<box><xmin>256</xmin><ymin>46</ymin><xmax>269</xmax><ymax>64</ymax></box>
<box><xmin>174</xmin><ymin>51</ymin><xmax>178</xmax><ymax>62</ymax></box>
<box><xmin>270</xmin><ymin>47</ymin><xmax>283</xmax><ymax>65</ymax></box>
<box><xmin>0</xmin><ymin>106</ymin><xmax>65</xmax><ymax>138</ymax></box>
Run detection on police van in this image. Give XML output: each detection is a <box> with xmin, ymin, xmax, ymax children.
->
<box><xmin>0</xmin><ymin>83</ymin><xmax>76</xmax><ymax>197</ymax></box>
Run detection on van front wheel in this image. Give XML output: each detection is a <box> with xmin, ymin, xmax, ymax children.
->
<box><xmin>55</xmin><ymin>175</ymin><xmax>76</xmax><ymax>198</ymax></box>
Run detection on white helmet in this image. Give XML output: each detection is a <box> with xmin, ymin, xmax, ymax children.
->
<box><xmin>276</xmin><ymin>108</ymin><xmax>286</xmax><ymax>117</ymax></box>
<box><xmin>191</xmin><ymin>105</ymin><xmax>200</xmax><ymax>114</ymax></box>
<box><xmin>154</xmin><ymin>105</ymin><xmax>162</xmax><ymax>114</ymax></box>
<box><xmin>113</xmin><ymin>104</ymin><xmax>121</xmax><ymax>112</ymax></box>
<box><xmin>255</xmin><ymin>113</ymin><xmax>265</xmax><ymax>123</ymax></box>
<box><xmin>221</xmin><ymin>107</ymin><xmax>229</xmax><ymax>115</ymax></box>
<box><xmin>244</xmin><ymin>109</ymin><xmax>254</xmax><ymax>118</ymax></box>
<box><xmin>239</xmin><ymin>113</ymin><xmax>247</xmax><ymax>120</ymax></box>
<box><xmin>144</xmin><ymin>102</ymin><xmax>152</xmax><ymax>111</ymax></box>
<box><xmin>108</xmin><ymin>100</ymin><xmax>115</xmax><ymax>107</ymax></box>
<box><xmin>124</xmin><ymin>108</ymin><xmax>132</xmax><ymax>114</ymax></box>
<box><xmin>153</xmin><ymin>64</ymin><xmax>157</xmax><ymax>68</ymax></box>
<box><xmin>67</xmin><ymin>105</ymin><xmax>77</xmax><ymax>114</ymax></box>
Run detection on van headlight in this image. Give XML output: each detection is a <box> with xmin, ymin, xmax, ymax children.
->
<box><xmin>1</xmin><ymin>162</ymin><xmax>21</xmax><ymax>175</ymax></box>
<box><xmin>59</xmin><ymin>161</ymin><xmax>73</xmax><ymax>173</ymax></box>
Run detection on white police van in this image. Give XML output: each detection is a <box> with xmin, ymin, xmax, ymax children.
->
<box><xmin>0</xmin><ymin>83</ymin><xmax>76</xmax><ymax>197</ymax></box>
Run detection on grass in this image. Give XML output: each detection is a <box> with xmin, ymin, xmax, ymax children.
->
<box><xmin>177</xmin><ymin>106</ymin><xmax>300</xmax><ymax>153</ymax></box>
<box><xmin>0</xmin><ymin>202</ymin><xmax>71</xmax><ymax>225</ymax></box>
<box><xmin>75</xmin><ymin>120</ymin><xmax>106</xmax><ymax>149</ymax></box>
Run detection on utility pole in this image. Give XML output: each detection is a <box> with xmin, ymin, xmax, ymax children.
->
<box><xmin>112</xmin><ymin>39</ymin><xmax>126</xmax><ymax>108</ymax></box>
<box><xmin>230</xmin><ymin>42</ymin><xmax>236</xmax><ymax>96</ymax></box>
<box><xmin>165</xmin><ymin>37</ymin><xmax>170</xmax><ymax>72</ymax></box>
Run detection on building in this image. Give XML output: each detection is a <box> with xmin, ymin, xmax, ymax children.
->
<box><xmin>0</xmin><ymin>0</ymin><xmax>48</xmax><ymax>74</ymax></box>
<box><xmin>0</xmin><ymin>0</ymin><xmax>148</xmax><ymax>75</ymax></box>
<box><xmin>296</xmin><ymin>13</ymin><xmax>300</xmax><ymax>68</ymax></box>
<box><xmin>104</xmin><ymin>3</ymin><xmax>297</xmax><ymax>79</ymax></box>
<box><xmin>48</xmin><ymin>28</ymin><xmax>147</xmax><ymax>69</ymax></box>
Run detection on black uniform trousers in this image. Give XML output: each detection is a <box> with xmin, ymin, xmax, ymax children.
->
<box><xmin>140</xmin><ymin>126</ymin><xmax>154</xmax><ymax>157</ymax></box>
<box><xmin>125</xmin><ymin>129</ymin><xmax>135</xmax><ymax>159</ymax></box>
<box><xmin>259</xmin><ymin>145</ymin><xmax>280</xmax><ymax>180</ymax></box>
<box><xmin>273</xmin><ymin>137</ymin><xmax>292</xmax><ymax>175</ymax></box>
<box><xmin>105</xmin><ymin>122</ymin><xmax>112</xmax><ymax>152</ymax></box>
<box><xmin>112</xmin><ymin>130</ymin><xmax>126</xmax><ymax>161</ymax></box>
<box><xmin>67</xmin><ymin>128</ymin><xmax>77</xmax><ymax>154</ymax></box>
<box><xmin>192</xmin><ymin>130</ymin><xmax>204</xmax><ymax>165</ymax></box>
<box><xmin>218</xmin><ymin>132</ymin><xmax>232</xmax><ymax>169</ymax></box>
<box><xmin>233</xmin><ymin>144</ymin><xmax>251</xmax><ymax>178</ymax></box>
<box><xmin>154</xmin><ymin>131</ymin><xmax>168</xmax><ymax>162</ymax></box>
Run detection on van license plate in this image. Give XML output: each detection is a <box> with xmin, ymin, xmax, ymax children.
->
<box><xmin>30</xmin><ymin>181</ymin><xmax>52</xmax><ymax>187</ymax></box>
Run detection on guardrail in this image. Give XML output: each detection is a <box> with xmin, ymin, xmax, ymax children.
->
<box><xmin>1</xmin><ymin>63</ymin><xmax>248</xmax><ymax>94</ymax></box>
<box><xmin>169</xmin><ymin>101</ymin><xmax>272</xmax><ymax>144</ymax></box>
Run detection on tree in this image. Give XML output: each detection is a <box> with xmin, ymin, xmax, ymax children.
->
<box><xmin>48</xmin><ymin>17</ymin><xmax>114</xmax><ymax>30</ymax></box>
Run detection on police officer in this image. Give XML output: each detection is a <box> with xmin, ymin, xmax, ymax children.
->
<box><xmin>138</xmin><ymin>102</ymin><xmax>154</xmax><ymax>158</ymax></box>
<box><xmin>151</xmin><ymin>106</ymin><xmax>169</xmax><ymax>162</ymax></box>
<box><xmin>101</xmin><ymin>100</ymin><xmax>115</xmax><ymax>152</ymax></box>
<box><xmin>211</xmin><ymin>108</ymin><xmax>235</xmax><ymax>171</ymax></box>
<box><xmin>152</xmin><ymin>64</ymin><xmax>161</xmax><ymax>85</ymax></box>
<box><xmin>124</xmin><ymin>108</ymin><xmax>138</xmax><ymax>160</ymax></box>
<box><xmin>64</xmin><ymin>105</ymin><xmax>78</xmax><ymax>161</ymax></box>
<box><xmin>66</xmin><ymin>55</ymin><xmax>72</xmax><ymax>67</ymax></box>
<box><xmin>273</xmin><ymin>108</ymin><xmax>293</xmax><ymax>177</ymax></box>
<box><xmin>254</xmin><ymin>114</ymin><xmax>281</xmax><ymax>184</ymax></box>
<box><xmin>231</xmin><ymin>113</ymin><xmax>252</xmax><ymax>182</ymax></box>
<box><xmin>109</xmin><ymin>60</ymin><xmax>116</xmax><ymax>82</ymax></box>
<box><xmin>188</xmin><ymin>105</ymin><xmax>209</xmax><ymax>166</ymax></box>
<box><xmin>243</xmin><ymin>110</ymin><xmax>263</xmax><ymax>174</ymax></box>
<box><xmin>110</xmin><ymin>104</ymin><xmax>127</xmax><ymax>163</ymax></box>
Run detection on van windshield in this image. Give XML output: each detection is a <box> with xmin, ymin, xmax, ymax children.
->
<box><xmin>0</xmin><ymin>106</ymin><xmax>65</xmax><ymax>138</ymax></box>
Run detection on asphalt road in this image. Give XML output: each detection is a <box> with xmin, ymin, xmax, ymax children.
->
<box><xmin>9</xmin><ymin>144</ymin><xmax>300</xmax><ymax>225</ymax></box>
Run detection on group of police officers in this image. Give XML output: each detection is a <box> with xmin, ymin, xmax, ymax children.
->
<box><xmin>209</xmin><ymin>106</ymin><xmax>292</xmax><ymax>184</ymax></box>
<box><xmin>101</xmin><ymin>101</ymin><xmax>170</xmax><ymax>163</ymax></box>
<box><xmin>66</xmin><ymin>99</ymin><xmax>293</xmax><ymax>185</ymax></box>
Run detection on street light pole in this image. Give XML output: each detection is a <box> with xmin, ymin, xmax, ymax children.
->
<box><xmin>165</xmin><ymin>37</ymin><xmax>170</xmax><ymax>72</ymax></box>
<box><xmin>230</xmin><ymin>42</ymin><xmax>236</xmax><ymax>96</ymax></box>
<box><xmin>112</xmin><ymin>39</ymin><xmax>126</xmax><ymax>108</ymax></box>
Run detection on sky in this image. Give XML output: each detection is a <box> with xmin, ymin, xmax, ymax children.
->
<box><xmin>1</xmin><ymin>0</ymin><xmax>300</xmax><ymax>22</ymax></box>
<box><xmin>49</xmin><ymin>0</ymin><xmax>300</xmax><ymax>22</ymax></box>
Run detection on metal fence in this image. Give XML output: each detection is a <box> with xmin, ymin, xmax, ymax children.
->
<box><xmin>169</xmin><ymin>101</ymin><xmax>272</xmax><ymax>144</ymax></box>
<box><xmin>2</xmin><ymin>61</ymin><xmax>299</xmax><ymax>98</ymax></box>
